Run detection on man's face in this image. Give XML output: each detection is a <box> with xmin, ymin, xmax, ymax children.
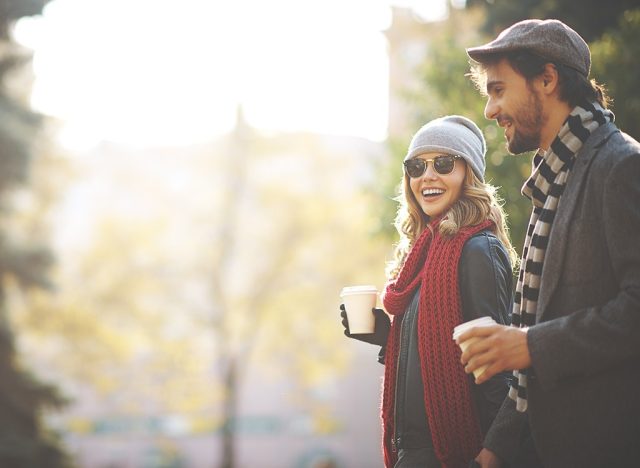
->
<box><xmin>483</xmin><ymin>59</ymin><xmax>545</xmax><ymax>154</ymax></box>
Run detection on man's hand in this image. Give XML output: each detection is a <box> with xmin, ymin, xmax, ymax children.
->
<box><xmin>457</xmin><ymin>324</ymin><xmax>531</xmax><ymax>384</ymax></box>
<box><xmin>340</xmin><ymin>304</ymin><xmax>390</xmax><ymax>347</ymax></box>
<box><xmin>474</xmin><ymin>448</ymin><xmax>502</xmax><ymax>468</ymax></box>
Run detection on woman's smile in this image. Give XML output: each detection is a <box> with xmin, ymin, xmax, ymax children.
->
<box><xmin>409</xmin><ymin>152</ymin><xmax>466</xmax><ymax>218</ymax></box>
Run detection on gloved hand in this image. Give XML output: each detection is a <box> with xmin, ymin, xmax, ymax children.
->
<box><xmin>340</xmin><ymin>304</ymin><xmax>390</xmax><ymax>347</ymax></box>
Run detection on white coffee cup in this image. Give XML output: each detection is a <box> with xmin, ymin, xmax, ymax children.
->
<box><xmin>340</xmin><ymin>285</ymin><xmax>379</xmax><ymax>334</ymax></box>
<box><xmin>452</xmin><ymin>316</ymin><xmax>497</xmax><ymax>379</ymax></box>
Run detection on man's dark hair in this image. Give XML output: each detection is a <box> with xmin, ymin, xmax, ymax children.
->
<box><xmin>470</xmin><ymin>50</ymin><xmax>611</xmax><ymax>109</ymax></box>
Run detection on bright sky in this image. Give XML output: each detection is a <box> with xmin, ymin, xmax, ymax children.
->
<box><xmin>14</xmin><ymin>0</ymin><xmax>447</xmax><ymax>149</ymax></box>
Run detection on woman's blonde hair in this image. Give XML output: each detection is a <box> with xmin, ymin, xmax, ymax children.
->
<box><xmin>386</xmin><ymin>163</ymin><xmax>517</xmax><ymax>279</ymax></box>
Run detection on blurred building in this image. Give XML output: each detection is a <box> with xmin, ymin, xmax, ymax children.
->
<box><xmin>384</xmin><ymin>4</ymin><xmax>483</xmax><ymax>140</ymax></box>
<box><xmin>385</xmin><ymin>7</ymin><xmax>437</xmax><ymax>139</ymax></box>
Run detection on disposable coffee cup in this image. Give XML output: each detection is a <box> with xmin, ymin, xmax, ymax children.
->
<box><xmin>340</xmin><ymin>285</ymin><xmax>379</xmax><ymax>334</ymax></box>
<box><xmin>452</xmin><ymin>316</ymin><xmax>497</xmax><ymax>379</ymax></box>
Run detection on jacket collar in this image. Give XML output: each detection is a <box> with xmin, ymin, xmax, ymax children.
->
<box><xmin>536</xmin><ymin>122</ymin><xmax>619</xmax><ymax>321</ymax></box>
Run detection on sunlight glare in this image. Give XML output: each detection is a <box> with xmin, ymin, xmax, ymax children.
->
<box><xmin>13</xmin><ymin>0</ymin><xmax>446</xmax><ymax>148</ymax></box>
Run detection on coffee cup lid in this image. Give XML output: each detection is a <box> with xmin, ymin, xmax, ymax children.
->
<box><xmin>452</xmin><ymin>316</ymin><xmax>496</xmax><ymax>340</ymax></box>
<box><xmin>340</xmin><ymin>285</ymin><xmax>378</xmax><ymax>297</ymax></box>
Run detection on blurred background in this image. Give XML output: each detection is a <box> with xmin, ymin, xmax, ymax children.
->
<box><xmin>0</xmin><ymin>0</ymin><xmax>638</xmax><ymax>467</ymax></box>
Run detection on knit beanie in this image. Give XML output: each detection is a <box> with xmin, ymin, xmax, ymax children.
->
<box><xmin>404</xmin><ymin>115</ymin><xmax>487</xmax><ymax>182</ymax></box>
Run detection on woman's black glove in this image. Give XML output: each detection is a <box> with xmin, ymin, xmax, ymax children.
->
<box><xmin>340</xmin><ymin>304</ymin><xmax>390</xmax><ymax>347</ymax></box>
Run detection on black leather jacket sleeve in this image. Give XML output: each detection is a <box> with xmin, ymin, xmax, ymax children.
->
<box><xmin>459</xmin><ymin>231</ymin><xmax>514</xmax><ymax>435</ymax></box>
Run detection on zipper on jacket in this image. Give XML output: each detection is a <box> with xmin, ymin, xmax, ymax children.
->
<box><xmin>392</xmin><ymin>312</ymin><xmax>404</xmax><ymax>453</ymax></box>
<box><xmin>393</xmin><ymin>304</ymin><xmax>415</xmax><ymax>453</ymax></box>
<box><xmin>392</xmin><ymin>290</ymin><xmax>421</xmax><ymax>454</ymax></box>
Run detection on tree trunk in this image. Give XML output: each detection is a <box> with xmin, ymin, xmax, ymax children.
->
<box><xmin>219</xmin><ymin>356</ymin><xmax>237</xmax><ymax>468</ymax></box>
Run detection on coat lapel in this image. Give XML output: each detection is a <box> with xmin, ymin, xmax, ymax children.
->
<box><xmin>536</xmin><ymin>123</ymin><xmax>619</xmax><ymax>322</ymax></box>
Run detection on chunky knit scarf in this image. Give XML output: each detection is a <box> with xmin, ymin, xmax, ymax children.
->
<box><xmin>381</xmin><ymin>219</ymin><xmax>493</xmax><ymax>468</ymax></box>
<box><xmin>510</xmin><ymin>101</ymin><xmax>614</xmax><ymax>412</ymax></box>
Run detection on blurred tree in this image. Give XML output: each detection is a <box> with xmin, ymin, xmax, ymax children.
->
<box><xmin>0</xmin><ymin>0</ymin><xmax>74</xmax><ymax>466</ymax></box>
<box><xmin>464</xmin><ymin>0</ymin><xmax>640</xmax><ymax>138</ymax></box>
<box><xmin>13</xmin><ymin>119</ymin><xmax>388</xmax><ymax>467</ymax></box>
<box><xmin>591</xmin><ymin>9</ymin><xmax>640</xmax><ymax>138</ymax></box>
<box><xmin>203</xmin><ymin>113</ymin><xmax>388</xmax><ymax>468</ymax></box>
<box><xmin>465</xmin><ymin>0</ymin><xmax>638</xmax><ymax>41</ymax></box>
<box><xmin>17</xmin><ymin>217</ymin><xmax>220</xmax><ymax>413</ymax></box>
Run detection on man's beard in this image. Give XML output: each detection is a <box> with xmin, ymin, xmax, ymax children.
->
<box><xmin>506</xmin><ymin>88</ymin><xmax>545</xmax><ymax>154</ymax></box>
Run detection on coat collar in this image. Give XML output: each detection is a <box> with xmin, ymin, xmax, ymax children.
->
<box><xmin>536</xmin><ymin>122</ymin><xmax>619</xmax><ymax>322</ymax></box>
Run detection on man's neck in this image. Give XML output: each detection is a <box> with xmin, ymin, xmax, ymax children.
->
<box><xmin>539</xmin><ymin>101</ymin><xmax>573</xmax><ymax>152</ymax></box>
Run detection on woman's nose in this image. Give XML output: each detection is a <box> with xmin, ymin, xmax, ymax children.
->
<box><xmin>423</xmin><ymin>161</ymin><xmax>439</xmax><ymax>179</ymax></box>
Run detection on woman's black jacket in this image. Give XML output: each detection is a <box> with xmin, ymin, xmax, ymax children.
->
<box><xmin>382</xmin><ymin>230</ymin><xmax>513</xmax><ymax>448</ymax></box>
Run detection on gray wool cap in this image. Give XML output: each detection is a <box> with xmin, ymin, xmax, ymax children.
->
<box><xmin>405</xmin><ymin>115</ymin><xmax>486</xmax><ymax>182</ymax></box>
<box><xmin>466</xmin><ymin>19</ymin><xmax>590</xmax><ymax>77</ymax></box>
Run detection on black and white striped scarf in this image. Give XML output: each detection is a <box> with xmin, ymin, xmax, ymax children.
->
<box><xmin>509</xmin><ymin>101</ymin><xmax>614</xmax><ymax>412</ymax></box>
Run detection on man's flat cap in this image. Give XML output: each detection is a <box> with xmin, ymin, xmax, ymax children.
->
<box><xmin>466</xmin><ymin>19</ymin><xmax>590</xmax><ymax>77</ymax></box>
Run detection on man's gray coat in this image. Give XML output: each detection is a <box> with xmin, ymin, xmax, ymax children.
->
<box><xmin>485</xmin><ymin>121</ymin><xmax>640</xmax><ymax>468</ymax></box>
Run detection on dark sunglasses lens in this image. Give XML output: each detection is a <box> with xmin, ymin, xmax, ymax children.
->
<box><xmin>433</xmin><ymin>156</ymin><xmax>455</xmax><ymax>174</ymax></box>
<box><xmin>405</xmin><ymin>160</ymin><xmax>426</xmax><ymax>178</ymax></box>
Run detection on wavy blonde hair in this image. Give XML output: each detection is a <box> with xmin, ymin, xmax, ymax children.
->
<box><xmin>386</xmin><ymin>163</ymin><xmax>517</xmax><ymax>280</ymax></box>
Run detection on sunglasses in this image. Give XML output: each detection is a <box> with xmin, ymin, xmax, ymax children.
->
<box><xmin>403</xmin><ymin>155</ymin><xmax>462</xmax><ymax>178</ymax></box>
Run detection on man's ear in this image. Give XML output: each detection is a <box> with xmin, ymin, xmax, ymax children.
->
<box><xmin>540</xmin><ymin>63</ymin><xmax>559</xmax><ymax>95</ymax></box>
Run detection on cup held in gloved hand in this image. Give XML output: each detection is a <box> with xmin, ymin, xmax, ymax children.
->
<box><xmin>340</xmin><ymin>304</ymin><xmax>390</xmax><ymax>347</ymax></box>
<box><xmin>340</xmin><ymin>285</ymin><xmax>378</xmax><ymax>334</ymax></box>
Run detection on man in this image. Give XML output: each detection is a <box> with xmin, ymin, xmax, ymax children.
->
<box><xmin>458</xmin><ymin>19</ymin><xmax>640</xmax><ymax>468</ymax></box>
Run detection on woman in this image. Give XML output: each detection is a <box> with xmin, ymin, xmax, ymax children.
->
<box><xmin>341</xmin><ymin>115</ymin><xmax>517</xmax><ymax>468</ymax></box>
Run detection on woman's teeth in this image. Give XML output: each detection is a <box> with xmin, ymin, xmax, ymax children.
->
<box><xmin>422</xmin><ymin>188</ymin><xmax>445</xmax><ymax>197</ymax></box>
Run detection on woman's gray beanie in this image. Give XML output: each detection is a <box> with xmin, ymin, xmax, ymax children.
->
<box><xmin>404</xmin><ymin>115</ymin><xmax>487</xmax><ymax>182</ymax></box>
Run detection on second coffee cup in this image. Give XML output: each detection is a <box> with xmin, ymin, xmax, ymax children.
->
<box><xmin>452</xmin><ymin>316</ymin><xmax>497</xmax><ymax>379</ymax></box>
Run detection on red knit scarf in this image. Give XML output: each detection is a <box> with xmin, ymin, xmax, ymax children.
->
<box><xmin>381</xmin><ymin>219</ymin><xmax>492</xmax><ymax>468</ymax></box>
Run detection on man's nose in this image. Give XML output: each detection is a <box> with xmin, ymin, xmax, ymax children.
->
<box><xmin>484</xmin><ymin>97</ymin><xmax>499</xmax><ymax>121</ymax></box>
